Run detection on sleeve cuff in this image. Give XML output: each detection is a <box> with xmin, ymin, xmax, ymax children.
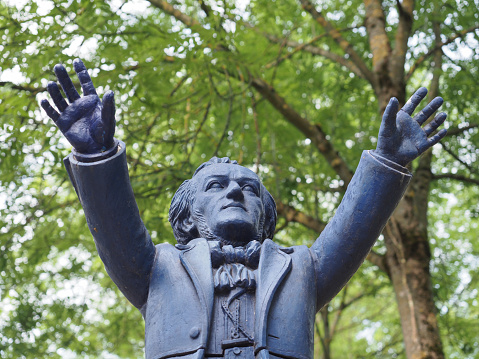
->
<box><xmin>368</xmin><ymin>150</ymin><xmax>411</xmax><ymax>175</ymax></box>
<box><xmin>72</xmin><ymin>139</ymin><xmax>120</xmax><ymax>163</ymax></box>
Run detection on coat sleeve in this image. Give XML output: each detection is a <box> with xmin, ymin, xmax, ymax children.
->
<box><xmin>64</xmin><ymin>140</ymin><xmax>156</xmax><ymax>312</ymax></box>
<box><xmin>310</xmin><ymin>150</ymin><xmax>411</xmax><ymax>310</ymax></box>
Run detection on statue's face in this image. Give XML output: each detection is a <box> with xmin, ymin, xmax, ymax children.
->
<box><xmin>190</xmin><ymin>163</ymin><xmax>264</xmax><ymax>246</ymax></box>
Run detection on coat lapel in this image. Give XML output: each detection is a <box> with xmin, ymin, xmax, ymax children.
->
<box><xmin>254</xmin><ymin>239</ymin><xmax>292</xmax><ymax>350</ymax></box>
<box><xmin>179</xmin><ymin>238</ymin><xmax>214</xmax><ymax>345</ymax></box>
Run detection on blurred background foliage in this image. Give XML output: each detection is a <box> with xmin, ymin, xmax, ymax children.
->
<box><xmin>0</xmin><ymin>0</ymin><xmax>478</xmax><ymax>358</ymax></box>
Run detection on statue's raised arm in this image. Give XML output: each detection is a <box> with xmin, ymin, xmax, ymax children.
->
<box><xmin>41</xmin><ymin>59</ymin><xmax>156</xmax><ymax>313</ymax></box>
<box><xmin>310</xmin><ymin>88</ymin><xmax>447</xmax><ymax>309</ymax></box>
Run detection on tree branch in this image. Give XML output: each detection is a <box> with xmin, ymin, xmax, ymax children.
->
<box><xmin>197</xmin><ymin>0</ymin><xmax>212</xmax><ymax>17</ymax></box>
<box><xmin>252</xmin><ymin>78</ymin><xmax>354</xmax><ymax>184</ymax></box>
<box><xmin>148</xmin><ymin>0</ymin><xmax>201</xmax><ymax>27</ymax></box>
<box><xmin>390</xmin><ymin>0</ymin><xmax>414</xmax><ymax>86</ymax></box>
<box><xmin>315</xmin><ymin>318</ymin><xmax>328</xmax><ymax>357</ymax></box>
<box><xmin>410</xmin><ymin>17</ymin><xmax>443</xmax><ymax>186</ymax></box>
<box><xmin>298</xmin><ymin>0</ymin><xmax>377</xmax><ymax>88</ymax></box>
<box><xmin>406</xmin><ymin>24</ymin><xmax>479</xmax><ymax>82</ymax></box>
<box><xmin>366</xmin><ymin>251</ymin><xmax>388</xmax><ymax>273</ymax></box>
<box><xmin>275</xmin><ymin>201</ymin><xmax>326</xmax><ymax>233</ymax></box>
<box><xmin>431</xmin><ymin>173</ymin><xmax>479</xmax><ymax>185</ymax></box>
<box><xmin>0</xmin><ymin>81</ymin><xmax>44</xmax><ymax>94</ymax></box>
<box><xmin>251</xmin><ymin>96</ymin><xmax>262</xmax><ymax>170</ymax></box>
<box><xmin>439</xmin><ymin>142</ymin><xmax>478</xmax><ymax>175</ymax></box>
<box><xmin>262</xmin><ymin>33</ymin><xmax>364</xmax><ymax>78</ymax></box>
<box><xmin>329</xmin><ymin>287</ymin><xmax>349</xmax><ymax>340</ymax></box>
<box><xmin>445</xmin><ymin>124</ymin><xmax>478</xmax><ymax>137</ymax></box>
<box><xmin>364</xmin><ymin>0</ymin><xmax>391</xmax><ymax>74</ymax></box>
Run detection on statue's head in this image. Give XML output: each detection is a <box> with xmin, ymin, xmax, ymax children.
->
<box><xmin>169</xmin><ymin>157</ymin><xmax>276</xmax><ymax>246</ymax></box>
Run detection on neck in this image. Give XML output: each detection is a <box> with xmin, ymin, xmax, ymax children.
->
<box><xmin>214</xmin><ymin>235</ymin><xmax>258</xmax><ymax>247</ymax></box>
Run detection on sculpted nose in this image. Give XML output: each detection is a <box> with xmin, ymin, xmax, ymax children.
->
<box><xmin>226</xmin><ymin>182</ymin><xmax>244</xmax><ymax>200</ymax></box>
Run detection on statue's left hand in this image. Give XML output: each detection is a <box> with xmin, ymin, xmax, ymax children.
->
<box><xmin>375</xmin><ymin>87</ymin><xmax>447</xmax><ymax>166</ymax></box>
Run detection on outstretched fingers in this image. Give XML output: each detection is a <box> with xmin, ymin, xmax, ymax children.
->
<box><xmin>101</xmin><ymin>90</ymin><xmax>116</xmax><ymax>140</ymax></box>
<box><xmin>414</xmin><ymin>97</ymin><xmax>444</xmax><ymax>125</ymax></box>
<box><xmin>401</xmin><ymin>87</ymin><xmax>428</xmax><ymax>115</ymax></box>
<box><xmin>47</xmin><ymin>81</ymin><xmax>68</xmax><ymax>112</ymax></box>
<box><xmin>424</xmin><ymin>112</ymin><xmax>447</xmax><ymax>136</ymax></box>
<box><xmin>419</xmin><ymin>129</ymin><xmax>448</xmax><ymax>153</ymax></box>
<box><xmin>40</xmin><ymin>99</ymin><xmax>60</xmax><ymax>122</ymax></box>
<box><xmin>54</xmin><ymin>64</ymin><xmax>80</xmax><ymax>103</ymax></box>
<box><xmin>380</xmin><ymin>97</ymin><xmax>399</xmax><ymax>136</ymax></box>
<box><xmin>73</xmin><ymin>58</ymin><xmax>98</xmax><ymax>96</ymax></box>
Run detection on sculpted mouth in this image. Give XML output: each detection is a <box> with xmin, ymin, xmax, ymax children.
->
<box><xmin>222</xmin><ymin>203</ymin><xmax>246</xmax><ymax>211</ymax></box>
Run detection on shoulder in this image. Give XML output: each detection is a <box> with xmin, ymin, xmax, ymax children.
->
<box><xmin>154</xmin><ymin>238</ymin><xmax>210</xmax><ymax>256</ymax></box>
<box><xmin>155</xmin><ymin>241</ymin><xmax>178</xmax><ymax>254</ymax></box>
<box><xmin>263</xmin><ymin>239</ymin><xmax>313</xmax><ymax>264</ymax></box>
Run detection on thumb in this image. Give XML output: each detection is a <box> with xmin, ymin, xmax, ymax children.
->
<box><xmin>379</xmin><ymin>97</ymin><xmax>399</xmax><ymax>138</ymax></box>
<box><xmin>101</xmin><ymin>90</ymin><xmax>116</xmax><ymax>142</ymax></box>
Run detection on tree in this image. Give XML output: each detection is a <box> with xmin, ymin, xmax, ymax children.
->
<box><xmin>1</xmin><ymin>0</ymin><xmax>478</xmax><ymax>358</ymax></box>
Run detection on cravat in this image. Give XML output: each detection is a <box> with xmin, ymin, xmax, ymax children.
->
<box><xmin>209</xmin><ymin>241</ymin><xmax>261</xmax><ymax>293</ymax></box>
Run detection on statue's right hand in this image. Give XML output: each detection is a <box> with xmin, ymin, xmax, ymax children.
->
<box><xmin>41</xmin><ymin>59</ymin><xmax>116</xmax><ymax>154</ymax></box>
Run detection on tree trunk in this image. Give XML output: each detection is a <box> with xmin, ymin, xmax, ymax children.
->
<box><xmin>384</xmin><ymin>194</ymin><xmax>444</xmax><ymax>359</ymax></box>
<box><xmin>317</xmin><ymin>306</ymin><xmax>332</xmax><ymax>359</ymax></box>
<box><xmin>379</xmin><ymin>17</ymin><xmax>445</xmax><ymax>359</ymax></box>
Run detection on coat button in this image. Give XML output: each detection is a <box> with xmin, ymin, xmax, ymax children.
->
<box><xmin>189</xmin><ymin>327</ymin><xmax>200</xmax><ymax>339</ymax></box>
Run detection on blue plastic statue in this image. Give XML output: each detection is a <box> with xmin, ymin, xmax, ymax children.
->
<box><xmin>41</xmin><ymin>59</ymin><xmax>447</xmax><ymax>359</ymax></box>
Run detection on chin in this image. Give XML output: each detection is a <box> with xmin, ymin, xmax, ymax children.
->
<box><xmin>214</xmin><ymin>219</ymin><xmax>259</xmax><ymax>247</ymax></box>
<box><xmin>218</xmin><ymin>237</ymin><xmax>251</xmax><ymax>247</ymax></box>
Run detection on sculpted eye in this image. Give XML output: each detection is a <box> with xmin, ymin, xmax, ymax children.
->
<box><xmin>243</xmin><ymin>184</ymin><xmax>259</xmax><ymax>195</ymax></box>
<box><xmin>206</xmin><ymin>181</ymin><xmax>223</xmax><ymax>191</ymax></box>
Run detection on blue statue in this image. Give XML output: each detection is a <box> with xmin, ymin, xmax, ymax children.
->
<box><xmin>41</xmin><ymin>59</ymin><xmax>447</xmax><ymax>359</ymax></box>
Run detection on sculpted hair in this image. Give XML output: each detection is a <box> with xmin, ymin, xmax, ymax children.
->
<box><xmin>169</xmin><ymin>157</ymin><xmax>277</xmax><ymax>244</ymax></box>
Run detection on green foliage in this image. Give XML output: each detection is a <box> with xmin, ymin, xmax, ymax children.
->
<box><xmin>1</xmin><ymin>0</ymin><xmax>478</xmax><ymax>357</ymax></box>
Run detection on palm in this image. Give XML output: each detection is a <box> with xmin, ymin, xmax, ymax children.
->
<box><xmin>59</xmin><ymin>95</ymin><xmax>105</xmax><ymax>153</ymax></box>
<box><xmin>41</xmin><ymin>59</ymin><xmax>115</xmax><ymax>154</ymax></box>
<box><xmin>376</xmin><ymin>88</ymin><xmax>447</xmax><ymax>166</ymax></box>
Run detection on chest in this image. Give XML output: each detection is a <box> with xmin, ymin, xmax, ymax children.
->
<box><xmin>207</xmin><ymin>283</ymin><xmax>256</xmax><ymax>355</ymax></box>
<box><xmin>145</xmin><ymin>241</ymin><xmax>317</xmax><ymax>359</ymax></box>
